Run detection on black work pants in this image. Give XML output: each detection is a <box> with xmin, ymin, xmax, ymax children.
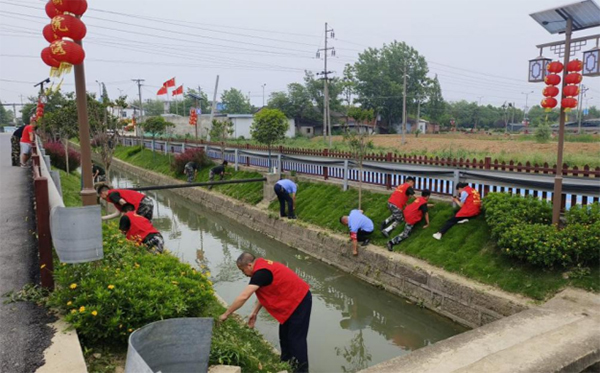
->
<box><xmin>274</xmin><ymin>184</ymin><xmax>295</xmax><ymax>217</ymax></box>
<box><xmin>280</xmin><ymin>291</ymin><xmax>312</xmax><ymax>373</ymax></box>
<box><xmin>357</xmin><ymin>229</ymin><xmax>373</xmax><ymax>242</ymax></box>
<box><xmin>439</xmin><ymin>214</ymin><xmax>479</xmax><ymax>234</ymax></box>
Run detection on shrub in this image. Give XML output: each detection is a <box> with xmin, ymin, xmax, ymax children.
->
<box><xmin>44</xmin><ymin>141</ymin><xmax>80</xmax><ymax>172</ymax></box>
<box><xmin>485</xmin><ymin>194</ymin><xmax>600</xmax><ymax>268</ymax></box>
<box><xmin>534</xmin><ymin>124</ymin><xmax>551</xmax><ymax>143</ymax></box>
<box><xmin>171</xmin><ymin>148</ymin><xmax>210</xmax><ymax>175</ymax></box>
<box><xmin>126</xmin><ymin>145</ymin><xmax>143</xmax><ymax>157</ymax></box>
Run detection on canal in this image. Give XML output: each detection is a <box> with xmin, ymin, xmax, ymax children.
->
<box><xmin>110</xmin><ymin>169</ymin><xmax>467</xmax><ymax>373</ymax></box>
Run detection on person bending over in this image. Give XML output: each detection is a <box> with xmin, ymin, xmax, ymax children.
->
<box><xmin>97</xmin><ymin>185</ymin><xmax>154</xmax><ymax>221</ymax></box>
<box><xmin>119</xmin><ymin>205</ymin><xmax>164</xmax><ymax>254</ymax></box>
<box><xmin>340</xmin><ymin>209</ymin><xmax>374</xmax><ymax>256</ymax></box>
<box><xmin>387</xmin><ymin>190</ymin><xmax>433</xmax><ymax>251</ymax></box>
<box><xmin>274</xmin><ymin>178</ymin><xmax>297</xmax><ymax>219</ymax></box>
<box><xmin>381</xmin><ymin>177</ymin><xmax>415</xmax><ymax>237</ymax></box>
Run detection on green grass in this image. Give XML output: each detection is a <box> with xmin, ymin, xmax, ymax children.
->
<box><xmin>108</xmin><ymin>146</ymin><xmax>599</xmax><ymax>300</ymax></box>
<box><xmin>57</xmin><ymin>168</ymin><xmax>82</xmax><ymax>207</ymax></box>
<box><xmin>268</xmin><ymin>181</ymin><xmax>599</xmax><ymax>300</ymax></box>
<box><xmin>112</xmin><ymin>146</ymin><xmax>264</xmax><ymax>205</ymax></box>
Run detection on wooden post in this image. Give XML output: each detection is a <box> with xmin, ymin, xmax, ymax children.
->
<box><xmin>323</xmin><ymin>148</ymin><xmax>329</xmax><ymax>180</ymax></box>
<box><xmin>33</xmin><ymin>171</ymin><xmax>54</xmax><ymax>290</ymax></box>
<box><xmin>386</xmin><ymin>152</ymin><xmax>392</xmax><ymax>190</ymax></box>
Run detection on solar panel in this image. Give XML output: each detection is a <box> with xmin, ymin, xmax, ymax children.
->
<box><xmin>530</xmin><ymin>0</ymin><xmax>600</xmax><ymax>34</ymax></box>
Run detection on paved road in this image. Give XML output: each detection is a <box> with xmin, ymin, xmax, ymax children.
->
<box><xmin>0</xmin><ymin>133</ymin><xmax>55</xmax><ymax>373</ymax></box>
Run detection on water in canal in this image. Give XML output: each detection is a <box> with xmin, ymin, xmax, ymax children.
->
<box><xmin>110</xmin><ymin>169</ymin><xmax>467</xmax><ymax>373</ymax></box>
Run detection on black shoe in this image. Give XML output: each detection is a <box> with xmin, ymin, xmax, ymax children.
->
<box><xmin>380</xmin><ymin>221</ymin><xmax>387</xmax><ymax>231</ymax></box>
<box><xmin>381</xmin><ymin>229</ymin><xmax>389</xmax><ymax>238</ymax></box>
<box><xmin>280</xmin><ymin>214</ymin><xmax>287</xmax><ymax>218</ymax></box>
<box><xmin>387</xmin><ymin>241</ymin><xmax>394</xmax><ymax>251</ymax></box>
<box><xmin>288</xmin><ymin>215</ymin><xmax>297</xmax><ymax>220</ymax></box>
<box><xmin>361</xmin><ymin>239</ymin><xmax>370</xmax><ymax>247</ymax></box>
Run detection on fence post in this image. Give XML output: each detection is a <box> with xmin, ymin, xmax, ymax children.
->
<box><xmin>452</xmin><ymin>170</ymin><xmax>460</xmax><ymax>207</ymax></box>
<box><xmin>484</xmin><ymin>157</ymin><xmax>491</xmax><ymax>170</ymax></box>
<box><xmin>246</xmin><ymin>144</ymin><xmax>250</xmax><ymax>167</ymax></box>
<box><xmin>386</xmin><ymin>152</ymin><xmax>393</xmax><ymax>190</ymax></box>
<box><xmin>234</xmin><ymin>149</ymin><xmax>239</xmax><ymax>171</ymax></box>
<box><xmin>277</xmin><ymin>154</ymin><xmax>282</xmax><ymax>178</ymax></box>
<box><xmin>182</xmin><ymin>141</ymin><xmax>186</xmax><ymax>153</ymax></box>
<box><xmin>164</xmin><ymin>141</ymin><xmax>168</xmax><ymax>155</ymax></box>
<box><xmin>323</xmin><ymin>149</ymin><xmax>329</xmax><ymax>180</ymax></box>
<box><xmin>34</xmin><ymin>174</ymin><xmax>54</xmax><ymax>290</ymax></box>
<box><xmin>343</xmin><ymin>159</ymin><xmax>349</xmax><ymax>191</ymax></box>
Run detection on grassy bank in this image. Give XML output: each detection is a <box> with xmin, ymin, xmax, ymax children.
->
<box><xmin>267</xmin><ymin>181</ymin><xmax>599</xmax><ymax>300</ymax></box>
<box><xmin>112</xmin><ymin>146</ymin><xmax>263</xmax><ymax>204</ymax></box>
<box><xmin>109</xmin><ymin>146</ymin><xmax>599</xmax><ymax>300</ymax></box>
<box><xmin>58</xmin><ymin>170</ymin><xmax>289</xmax><ymax>373</ymax></box>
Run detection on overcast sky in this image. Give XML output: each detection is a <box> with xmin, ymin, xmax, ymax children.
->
<box><xmin>1</xmin><ymin>0</ymin><xmax>599</xmax><ymax>113</ymax></box>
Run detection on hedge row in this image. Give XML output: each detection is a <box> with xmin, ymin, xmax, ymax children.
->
<box><xmin>44</xmin><ymin>141</ymin><xmax>81</xmax><ymax>172</ymax></box>
<box><xmin>483</xmin><ymin>193</ymin><xmax>600</xmax><ymax>268</ymax></box>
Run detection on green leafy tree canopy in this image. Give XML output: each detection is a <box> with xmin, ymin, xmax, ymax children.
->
<box><xmin>221</xmin><ymin>88</ymin><xmax>252</xmax><ymax>114</ymax></box>
<box><xmin>142</xmin><ymin>116</ymin><xmax>175</xmax><ymax>138</ymax></box>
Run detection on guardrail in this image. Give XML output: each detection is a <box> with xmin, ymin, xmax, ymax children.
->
<box><xmin>120</xmin><ymin>137</ymin><xmax>600</xmax><ymax>210</ymax></box>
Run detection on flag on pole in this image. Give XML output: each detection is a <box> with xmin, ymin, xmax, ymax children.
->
<box><xmin>163</xmin><ymin>77</ymin><xmax>176</xmax><ymax>88</ymax></box>
<box><xmin>157</xmin><ymin>86</ymin><xmax>168</xmax><ymax>95</ymax></box>
<box><xmin>172</xmin><ymin>85</ymin><xmax>183</xmax><ymax>96</ymax></box>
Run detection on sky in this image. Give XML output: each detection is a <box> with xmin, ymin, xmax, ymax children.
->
<box><xmin>1</xmin><ymin>0</ymin><xmax>599</xmax><ymax>113</ymax></box>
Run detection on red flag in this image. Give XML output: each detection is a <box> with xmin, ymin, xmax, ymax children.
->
<box><xmin>163</xmin><ymin>77</ymin><xmax>176</xmax><ymax>88</ymax></box>
<box><xmin>172</xmin><ymin>85</ymin><xmax>183</xmax><ymax>96</ymax></box>
<box><xmin>157</xmin><ymin>86</ymin><xmax>168</xmax><ymax>95</ymax></box>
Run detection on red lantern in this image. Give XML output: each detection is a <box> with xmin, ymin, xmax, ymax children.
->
<box><xmin>544</xmin><ymin>74</ymin><xmax>561</xmax><ymax>86</ymax></box>
<box><xmin>541</xmin><ymin>97</ymin><xmax>558</xmax><ymax>112</ymax></box>
<box><xmin>43</xmin><ymin>24</ymin><xmax>60</xmax><ymax>43</ymax></box>
<box><xmin>45</xmin><ymin>1</ymin><xmax>61</xmax><ymax>18</ymax></box>
<box><xmin>563</xmin><ymin>85</ymin><xmax>580</xmax><ymax>97</ymax></box>
<box><xmin>542</xmin><ymin>86</ymin><xmax>559</xmax><ymax>97</ymax></box>
<box><xmin>567</xmin><ymin>59</ymin><xmax>583</xmax><ymax>72</ymax></box>
<box><xmin>547</xmin><ymin>61</ymin><xmax>564</xmax><ymax>73</ymax></box>
<box><xmin>52</xmin><ymin>0</ymin><xmax>88</xmax><ymax>16</ymax></box>
<box><xmin>51</xmin><ymin>14</ymin><xmax>86</xmax><ymax>40</ymax></box>
<box><xmin>565</xmin><ymin>73</ymin><xmax>582</xmax><ymax>85</ymax></box>
<box><xmin>561</xmin><ymin>97</ymin><xmax>578</xmax><ymax>112</ymax></box>
<box><xmin>41</xmin><ymin>47</ymin><xmax>60</xmax><ymax>68</ymax></box>
<box><xmin>50</xmin><ymin>40</ymin><xmax>85</xmax><ymax>65</ymax></box>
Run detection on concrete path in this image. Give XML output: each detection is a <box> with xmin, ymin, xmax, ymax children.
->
<box><xmin>0</xmin><ymin>134</ymin><xmax>56</xmax><ymax>373</ymax></box>
<box><xmin>362</xmin><ymin>288</ymin><xmax>600</xmax><ymax>373</ymax></box>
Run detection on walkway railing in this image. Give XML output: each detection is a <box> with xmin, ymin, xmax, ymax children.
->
<box><xmin>120</xmin><ymin>137</ymin><xmax>600</xmax><ymax>210</ymax></box>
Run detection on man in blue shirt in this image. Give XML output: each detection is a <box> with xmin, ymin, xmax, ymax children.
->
<box><xmin>340</xmin><ymin>209</ymin><xmax>374</xmax><ymax>256</ymax></box>
<box><xmin>274</xmin><ymin>178</ymin><xmax>297</xmax><ymax>219</ymax></box>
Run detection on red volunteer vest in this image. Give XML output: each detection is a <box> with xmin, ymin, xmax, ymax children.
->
<box><xmin>403</xmin><ymin>197</ymin><xmax>428</xmax><ymax>225</ymax></box>
<box><xmin>124</xmin><ymin>212</ymin><xmax>158</xmax><ymax>242</ymax></box>
<box><xmin>388</xmin><ymin>183</ymin><xmax>411</xmax><ymax>209</ymax></box>
<box><xmin>456</xmin><ymin>186</ymin><xmax>482</xmax><ymax>218</ymax></box>
<box><xmin>252</xmin><ymin>258</ymin><xmax>310</xmax><ymax>324</ymax></box>
<box><xmin>107</xmin><ymin>189</ymin><xmax>145</xmax><ymax>212</ymax></box>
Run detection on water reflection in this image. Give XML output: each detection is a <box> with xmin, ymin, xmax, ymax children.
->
<box><xmin>110</xmin><ymin>170</ymin><xmax>467</xmax><ymax>373</ymax></box>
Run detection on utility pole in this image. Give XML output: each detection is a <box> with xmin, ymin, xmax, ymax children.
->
<box><xmin>521</xmin><ymin>91</ymin><xmax>534</xmax><ymax>125</ymax></box>
<box><xmin>317</xmin><ymin>23</ymin><xmax>335</xmax><ymax>147</ymax></box>
<box><xmin>401</xmin><ymin>61</ymin><xmax>407</xmax><ymax>145</ymax></box>
<box><xmin>132</xmin><ymin>79</ymin><xmax>144</xmax><ymax>137</ymax></box>
<box><xmin>208</xmin><ymin>75</ymin><xmax>220</xmax><ymax>141</ymax></box>
<box><xmin>577</xmin><ymin>84</ymin><xmax>589</xmax><ymax>134</ymax></box>
<box><xmin>12</xmin><ymin>103</ymin><xmax>18</xmax><ymax>125</ymax></box>
<box><xmin>262</xmin><ymin>83</ymin><xmax>267</xmax><ymax>107</ymax></box>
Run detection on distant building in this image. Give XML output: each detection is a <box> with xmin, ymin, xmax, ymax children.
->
<box><xmin>118</xmin><ymin>107</ymin><xmax>146</xmax><ymax>120</ymax></box>
<box><xmin>415</xmin><ymin>119</ymin><xmax>440</xmax><ymax>134</ymax></box>
<box><xmin>296</xmin><ymin>118</ymin><xmax>323</xmax><ymax>137</ymax></box>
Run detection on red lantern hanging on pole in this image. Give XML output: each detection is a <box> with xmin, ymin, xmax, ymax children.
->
<box><xmin>45</xmin><ymin>1</ymin><xmax>61</xmax><ymax>18</ymax></box>
<box><xmin>542</xmin><ymin>86</ymin><xmax>559</xmax><ymax>97</ymax></box>
<box><xmin>563</xmin><ymin>85</ymin><xmax>580</xmax><ymax>97</ymax></box>
<box><xmin>42</xmin><ymin>24</ymin><xmax>61</xmax><ymax>43</ymax></box>
<box><xmin>52</xmin><ymin>0</ymin><xmax>88</xmax><ymax>16</ymax></box>
<box><xmin>51</xmin><ymin>14</ymin><xmax>87</xmax><ymax>40</ymax></box>
<box><xmin>566</xmin><ymin>59</ymin><xmax>583</xmax><ymax>72</ymax></box>
<box><xmin>541</xmin><ymin>97</ymin><xmax>558</xmax><ymax>112</ymax></box>
<box><xmin>544</xmin><ymin>74</ymin><xmax>561</xmax><ymax>85</ymax></box>
<box><xmin>565</xmin><ymin>73</ymin><xmax>582</xmax><ymax>85</ymax></box>
<box><xmin>49</xmin><ymin>39</ymin><xmax>85</xmax><ymax>75</ymax></box>
<box><xmin>547</xmin><ymin>61</ymin><xmax>564</xmax><ymax>74</ymax></box>
<box><xmin>41</xmin><ymin>47</ymin><xmax>61</xmax><ymax>76</ymax></box>
<box><xmin>561</xmin><ymin>97</ymin><xmax>578</xmax><ymax>112</ymax></box>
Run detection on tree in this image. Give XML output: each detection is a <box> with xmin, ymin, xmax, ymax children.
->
<box><xmin>250</xmin><ymin>108</ymin><xmax>288</xmax><ymax>171</ymax></box>
<box><xmin>345</xmin><ymin>107</ymin><xmax>375</xmax><ymax>209</ymax></box>
<box><xmin>40</xmin><ymin>93</ymin><xmax>77</xmax><ymax>172</ymax></box>
<box><xmin>221</xmin><ymin>88</ymin><xmax>252</xmax><ymax>114</ymax></box>
<box><xmin>168</xmin><ymin>88</ymin><xmax>210</xmax><ymax>116</ymax></box>
<box><xmin>0</xmin><ymin>102</ymin><xmax>14</xmax><ymax>125</ymax></box>
<box><xmin>424</xmin><ymin>75</ymin><xmax>445</xmax><ymax>124</ymax></box>
<box><xmin>267</xmin><ymin>82</ymin><xmax>321</xmax><ymax>131</ymax></box>
<box><xmin>142</xmin><ymin>116</ymin><xmax>175</xmax><ymax>140</ymax></box>
<box><xmin>351</xmin><ymin>41</ymin><xmax>430</xmax><ymax>131</ymax></box>
<box><xmin>209</xmin><ymin>119</ymin><xmax>234</xmax><ymax>160</ymax></box>
<box><xmin>21</xmin><ymin>90</ymin><xmax>65</xmax><ymax>125</ymax></box>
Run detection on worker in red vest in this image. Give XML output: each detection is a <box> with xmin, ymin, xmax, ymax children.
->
<box><xmin>119</xmin><ymin>205</ymin><xmax>164</xmax><ymax>253</ymax></box>
<box><xmin>433</xmin><ymin>182</ymin><xmax>481</xmax><ymax>240</ymax></box>
<box><xmin>381</xmin><ymin>176</ymin><xmax>416</xmax><ymax>237</ymax></box>
<box><xmin>387</xmin><ymin>190</ymin><xmax>433</xmax><ymax>251</ymax></box>
<box><xmin>220</xmin><ymin>252</ymin><xmax>312</xmax><ymax>373</ymax></box>
<box><xmin>97</xmin><ymin>185</ymin><xmax>154</xmax><ymax>221</ymax></box>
